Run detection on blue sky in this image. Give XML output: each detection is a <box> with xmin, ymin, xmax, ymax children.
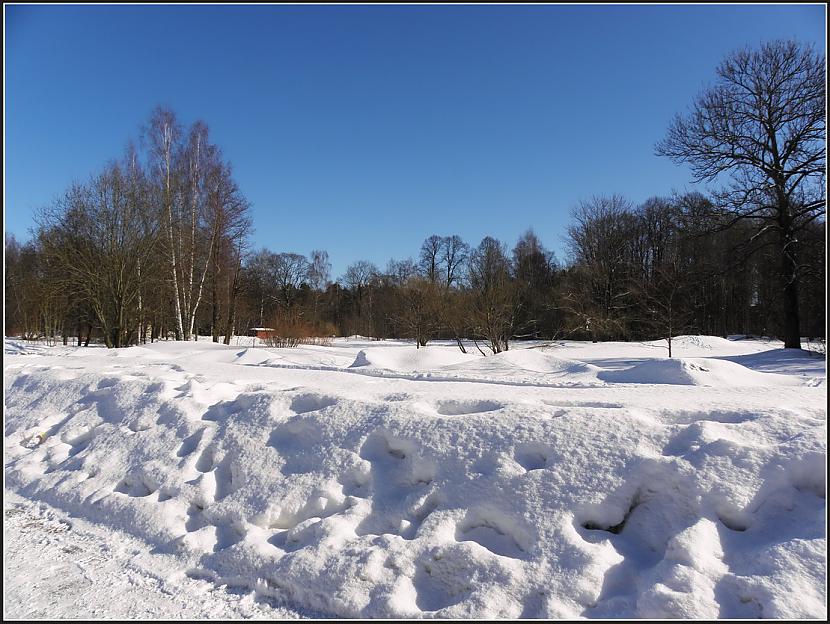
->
<box><xmin>5</xmin><ymin>4</ymin><xmax>825</xmax><ymax>278</ymax></box>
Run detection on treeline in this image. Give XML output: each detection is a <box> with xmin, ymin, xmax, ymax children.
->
<box><xmin>5</xmin><ymin>186</ymin><xmax>825</xmax><ymax>353</ymax></box>
<box><xmin>240</xmin><ymin>196</ymin><xmax>823</xmax><ymax>354</ymax></box>
<box><xmin>4</xmin><ymin>40</ymin><xmax>826</xmax><ymax>352</ymax></box>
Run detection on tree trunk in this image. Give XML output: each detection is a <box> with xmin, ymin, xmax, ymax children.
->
<box><xmin>780</xmin><ymin>239</ymin><xmax>802</xmax><ymax>349</ymax></box>
<box><xmin>164</xmin><ymin>135</ymin><xmax>186</xmax><ymax>342</ymax></box>
<box><xmin>211</xmin><ymin>235</ymin><xmax>221</xmax><ymax>343</ymax></box>
<box><xmin>224</xmin><ymin>246</ymin><xmax>242</xmax><ymax>345</ymax></box>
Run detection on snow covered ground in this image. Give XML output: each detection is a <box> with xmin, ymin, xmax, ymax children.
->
<box><xmin>3</xmin><ymin>335</ymin><xmax>826</xmax><ymax>618</ymax></box>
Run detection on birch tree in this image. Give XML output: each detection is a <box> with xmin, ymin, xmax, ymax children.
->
<box><xmin>146</xmin><ymin>106</ymin><xmax>186</xmax><ymax>339</ymax></box>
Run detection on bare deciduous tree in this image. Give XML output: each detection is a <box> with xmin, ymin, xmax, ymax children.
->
<box><xmin>396</xmin><ymin>277</ymin><xmax>441</xmax><ymax>348</ymax></box>
<box><xmin>440</xmin><ymin>235</ymin><xmax>469</xmax><ymax>288</ymax></box>
<box><xmin>565</xmin><ymin>195</ymin><xmax>637</xmax><ymax>340</ymax></box>
<box><xmin>419</xmin><ymin>235</ymin><xmax>443</xmax><ymax>284</ymax></box>
<box><xmin>656</xmin><ymin>40</ymin><xmax>826</xmax><ymax>349</ymax></box>
<box><xmin>466</xmin><ymin>236</ymin><xmax>518</xmax><ymax>354</ymax></box>
<box><xmin>37</xmin><ymin>154</ymin><xmax>160</xmax><ymax>348</ymax></box>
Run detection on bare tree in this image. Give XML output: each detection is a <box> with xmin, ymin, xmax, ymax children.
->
<box><xmin>419</xmin><ymin>235</ymin><xmax>443</xmax><ymax>284</ymax></box>
<box><xmin>565</xmin><ymin>195</ymin><xmax>637</xmax><ymax>340</ymax></box>
<box><xmin>307</xmin><ymin>249</ymin><xmax>332</xmax><ymax>329</ymax></box>
<box><xmin>222</xmin><ymin>237</ymin><xmax>247</xmax><ymax>344</ymax></box>
<box><xmin>466</xmin><ymin>237</ymin><xmax>518</xmax><ymax>353</ymax></box>
<box><xmin>628</xmin><ymin>206</ymin><xmax>694</xmax><ymax>358</ymax></box>
<box><xmin>342</xmin><ymin>260</ymin><xmax>378</xmax><ymax>295</ymax></box>
<box><xmin>178</xmin><ymin>121</ymin><xmax>222</xmax><ymax>340</ymax></box>
<box><xmin>145</xmin><ymin>109</ymin><xmax>249</xmax><ymax>341</ymax></box>
<box><xmin>656</xmin><ymin>40</ymin><xmax>826</xmax><ymax>349</ymax></box>
<box><xmin>145</xmin><ymin>106</ymin><xmax>185</xmax><ymax>339</ymax></box>
<box><xmin>385</xmin><ymin>258</ymin><xmax>420</xmax><ymax>287</ymax></box>
<box><xmin>37</xmin><ymin>155</ymin><xmax>160</xmax><ymax>348</ymax></box>
<box><xmin>512</xmin><ymin>229</ymin><xmax>555</xmax><ymax>338</ymax></box>
<box><xmin>4</xmin><ymin>235</ymin><xmax>44</xmax><ymax>339</ymax></box>
<box><xmin>308</xmin><ymin>250</ymin><xmax>331</xmax><ymax>291</ymax></box>
<box><xmin>396</xmin><ymin>277</ymin><xmax>441</xmax><ymax>348</ymax></box>
<box><xmin>342</xmin><ymin>260</ymin><xmax>379</xmax><ymax>336</ymax></box>
<box><xmin>205</xmin><ymin>160</ymin><xmax>251</xmax><ymax>342</ymax></box>
<box><xmin>440</xmin><ymin>235</ymin><xmax>469</xmax><ymax>288</ymax></box>
<box><xmin>272</xmin><ymin>253</ymin><xmax>311</xmax><ymax>311</ymax></box>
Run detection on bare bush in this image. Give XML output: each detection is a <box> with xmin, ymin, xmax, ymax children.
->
<box><xmin>262</xmin><ymin>317</ymin><xmax>335</xmax><ymax>348</ymax></box>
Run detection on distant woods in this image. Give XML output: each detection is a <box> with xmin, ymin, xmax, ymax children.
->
<box><xmin>4</xmin><ymin>40</ymin><xmax>826</xmax><ymax>351</ymax></box>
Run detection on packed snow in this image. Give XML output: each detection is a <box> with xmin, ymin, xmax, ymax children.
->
<box><xmin>3</xmin><ymin>335</ymin><xmax>826</xmax><ymax>618</ymax></box>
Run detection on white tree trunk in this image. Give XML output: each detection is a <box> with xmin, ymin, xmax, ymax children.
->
<box><xmin>163</xmin><ymin>123</ymin><xmax>185</xmax><ymax>341</ymax></box>
<box><xmin>187</xmin><ymin>227</ymin><xmax>216</xmax><ymax>340</ymax></box>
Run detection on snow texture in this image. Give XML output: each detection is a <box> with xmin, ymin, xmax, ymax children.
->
<box><xmin>3</xmin><ymin>335</ymin><xmax>826</xmax><ymax>619</ymax></box>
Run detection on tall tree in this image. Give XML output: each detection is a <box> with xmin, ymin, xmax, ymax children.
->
<box><xmin>206</xmin><ymin>160</ymin><xmax>251</xmax><ymax>342</ymax></box>
<box><xmin>36</xmin><ymin>155</ymin><xmax>160</xmax><ymax>348</ymax></box>
<box><xmin>512</xmin><ymin>229</ymin><xmax>556</xmax><ymax>338</ymax></box>
<box><xmin>419</xmin><ymin>235</ymin><xmax>443</xmax><ymax>284</ymax></box>
<box><xmin>440</xmin><ymin>235</ymin><xmax>469</xmax><ymax>288</ymax></box>
<box><xmin>656</xmin><ymin>40</ymin><xmax>826</xmax><ymax>349</ymax></box>
<box><xmin>272</xmin><ymin>252</ymin><xmax>311</xmax><ymax>311</ymax></box>
<box><xmin>565</xmin><ymin>195</ymin><xmax>637</xmax><ymax>340</ymax></box>
<box><xmin>308</xmin><ymin>250</ymin><xmax>332</xmax><ymax>292</ymax></box>
<box><xmin>145</xmin><ymin>106</ymin><xmax>185</xmax><ymax>339</ymax></box>
<box><xmin>341</xmin><ymin>260</ymin><xmax>379</xmax><ymax>336</ymax></box>
<box><xmin>467</xmin><ymin>237</ymin><xmax>517</xmax><ymax>353</ymax></box>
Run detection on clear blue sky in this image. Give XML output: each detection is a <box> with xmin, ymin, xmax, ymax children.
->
<box><xmin>5</xmin><ymin>4</ymin><xmax>825</xmax><ymax>278</ymax></box>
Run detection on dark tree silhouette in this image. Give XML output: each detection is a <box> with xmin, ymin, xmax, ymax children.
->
<box><xmin>656</xmin><ymin>40</ymin><xmax>826</xmax><ymax>349</ymax></box>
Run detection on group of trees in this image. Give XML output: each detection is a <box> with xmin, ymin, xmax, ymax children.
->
<box><xmin>5</xmin><ymin>107</ymin><xmax>252</xmax><ymax>348</ymax></box>
<box><xmin>561</xmin><ymin>192</ymin><xmax>824</xmax><ymax>355</ymax></box>
<box><xmin>4</xmin><ymin>40</ymin><xmax>825</xmax><ymax>352</ymax></box>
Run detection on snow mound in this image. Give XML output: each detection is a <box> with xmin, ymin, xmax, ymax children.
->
<box><xmin>444</xmin><ymin>349</ymin><xmax>601</xmax><ymax>377</ymax></box>
<box><xmin>349</xmin><ymin>347</ymin><xmax>477</xmax><ymax>371</ymax></box>
<box><xmin>671</xmin><ymin>335</ymin><xmax>736</xmax><ymax>350</ymax></box>
<box><xmin>599</xmin><ymin>357</ymin><xmax>805</xmax><ymax>387</ymax></box>
<box><xmin>232</xmin><ymin>348</ymin><xmax>277</xmax><ymax>366</ymax></box>
<box><xmin>4</xmin><ymin>341</ymin><xmax>32</xmax><ymax>355</ymax></box>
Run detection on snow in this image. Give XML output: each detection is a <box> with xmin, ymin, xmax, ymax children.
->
<box><xmin>3</xmin><ymin>335</ymin><xmax>826</xmax><ymax>619</ymax></box>
<box><xmin>597</xmin><ymin>357</ymin><xmax>805</xmax><ymax>387</ymax></box>
<box><xmin>3</xmin><ymin>490</ymin><xmax>308</xmax><ymax>619</ymax></box>
<box><xmin>349</xmin><ymin>346</ymin><xmax>478</xmax><ymax>371</ymax></box>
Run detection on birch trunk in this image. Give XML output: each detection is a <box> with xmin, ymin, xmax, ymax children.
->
<box><xmin>162</xmin><ymin>122</ymin><xmax>185</xmax><ymax>341</ymax></box>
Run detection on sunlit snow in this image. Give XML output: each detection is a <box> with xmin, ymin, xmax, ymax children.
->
<box><xmin>4</xmin><ymin>335</ymin><xmax>826</xmax><ymax>618</ymax></box>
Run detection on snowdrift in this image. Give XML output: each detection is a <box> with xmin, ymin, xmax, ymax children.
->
<box><xmin>667</xmin><ymin>335</ymin><xmax>742</xmax><ymax>350</ymax></box>
<box><xmin>598</xmin><ymin>357</ymin><xmax>806</xmax><ymax>387</ymax></box>
<box><xmin>342</xmin><ymin>347</ymin><xmax>608</xmax><ymax>388</ymax></box>
<box><xmin>4</xmin><ymin>338</ymin><xmax>826</xmax><ymax>619</ymax></box>
<box><xmin>441</xmin><ymin>349</ymin><xmax>604</xmax><ymax>385</ymax></box>
<box><xmin>349</xmin><ymin>347</ymin><xmax>477</xmax><ymax>371</ymax></box>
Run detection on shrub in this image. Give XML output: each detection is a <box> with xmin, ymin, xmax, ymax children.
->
<box><xmin>262</xmin><ymin>317</ymin><xmax>336</xmax><ymax>348</ymax></box>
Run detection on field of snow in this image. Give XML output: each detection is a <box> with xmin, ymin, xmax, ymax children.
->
<box><xmin>3</xmin><ymin>335</ymin><xmax>827</xmax><ymax>619</ymax></box>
